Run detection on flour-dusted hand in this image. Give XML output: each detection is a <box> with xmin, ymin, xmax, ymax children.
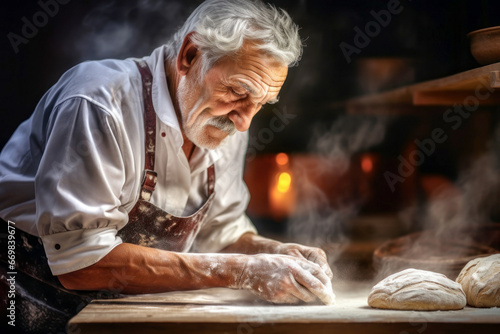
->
<box><xmin>220</xmin><ymin>233</ymin><xmax>335</xmax><ymax>303</ymax></box>
<box><xmin>233</xmin><ymin>254</ymin><xmax>335</xmax><ymax>305</ymax></box>
<box><xmin>274</xmin><ymin>243</ymin><xmax>334</xmax><ymax>281</ymax></box>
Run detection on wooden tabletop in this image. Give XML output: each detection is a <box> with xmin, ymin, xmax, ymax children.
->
<box><xmin>68</xmin><ymin>284</ymin><xmax>500</xmax><ymax>334</ymax></box>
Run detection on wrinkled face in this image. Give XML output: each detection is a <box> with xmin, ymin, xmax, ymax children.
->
<box><xmin>177</xmin><ymin>43</ymin><xmax>288</xmax><ymax>149</ymax></box>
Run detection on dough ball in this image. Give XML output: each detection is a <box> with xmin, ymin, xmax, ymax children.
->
<box><xmin>456</xmin><ymin>254</ymin><xmax>500</xmax><ymax>308</ymax></box>
<box><xmin>368</xmin><ymin>268</ymin><xmax>466</xmax><ymax>310</ymax></box>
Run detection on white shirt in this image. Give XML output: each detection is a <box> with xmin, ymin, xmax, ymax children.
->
<box><xmin>0</xmin><ymin>45</ymin><xmax>256</xmax><ymax>275</ymax></box>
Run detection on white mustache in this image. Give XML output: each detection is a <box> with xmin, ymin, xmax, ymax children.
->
<box><xmin>205</xmin><ymin>116</ymin><xmax>236</xmax><ymax>135</ymax></box>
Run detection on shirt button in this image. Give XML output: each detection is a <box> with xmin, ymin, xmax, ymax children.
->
<box><xmin>55</xmin><ymin>244</ymin><xmax>61</xmax><ymax>250</ymax></box>
<box><xmin>161</xmin><ymin>132</ymin><xmax>166</xmax><ymax>137</ymax></box>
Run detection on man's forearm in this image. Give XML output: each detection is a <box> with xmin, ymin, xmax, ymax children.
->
<box><xmin>57</xmin><ymin>243</ymin><xmax>244</xmax><ymax>294</ymax></box>
<box><xmin>58</xmin><ymin>239</ymin><xmax>335</xmax><ymax>304</ymax></box>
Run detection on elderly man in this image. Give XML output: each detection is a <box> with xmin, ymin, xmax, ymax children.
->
<box><xmin>0</xmin><ymin>0</ymin><xmax>334</xmax><ymax>332</ymax></box>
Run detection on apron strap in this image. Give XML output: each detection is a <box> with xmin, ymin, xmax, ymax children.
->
<box><xmin>133</xmin><ymin>59</ymin><xmax>216</xmax><ymax>200</ymax></box>
<box><xmin>207</xmin><ymin>164</ymin><xmax>215</xmax><ymax>196</ymax></box>
<box><xmin>134</xmin><ymin>59</ymin><xmax>157</xmax><ymax>201</ymax></box>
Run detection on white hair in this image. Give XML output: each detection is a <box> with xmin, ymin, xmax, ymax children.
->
<box><xmin>165</xmin><ymin>0</ymin><xmax>303</xmax><ymax>76</ymax></box>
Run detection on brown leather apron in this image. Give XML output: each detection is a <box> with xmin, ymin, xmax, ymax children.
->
<box><xmin>117</xmin><ymin>59</ymin><xmax>216</xmax><ymax>252</ymax></box>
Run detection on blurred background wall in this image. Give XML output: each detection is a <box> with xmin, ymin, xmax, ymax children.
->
<box><xmin>2</xmin><ymin>1</ymin><xmax>500</xmax><ymax>251</ymax></box>
<box><xmin>2</xmin><ymin>0</ymin><xmax>499</xmax><ymax>149</ymax></box>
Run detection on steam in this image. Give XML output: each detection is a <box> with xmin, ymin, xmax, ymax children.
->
<box><xmin>376</xmin><ymin>124</ymin><xmax>500</xmax><ymax>281</ymax></box>
<box><xmin>309</xmin><ymin>115</ymin><xmax>388</xmax><ymax>175</ymax></box>
<box><xmin>422</xmin><ymin>153</ymin><xmax>500</xmax><ymax>236</ymax></box>
<box><xmin>286</xmin><ymin>115</ymin><xmax>389</xmax><ymax>278</ymax></box>
<box><xmin>415</xmin><ymin>122</ymin><xmax>500</xmax><ymax>236</ymax></box>
<box><xmin>73</xmin><ymin>0</ymin><xmax>191</xmax><ymax>60</ymax></box>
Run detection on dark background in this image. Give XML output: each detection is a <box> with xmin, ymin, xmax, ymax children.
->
<box><xmin>2</xmin><ymin>0</ymin><xmax>500</xmax><ymax>152</ymax></box>
<box><xmin>3</xmin><ymin>1</ymin><xmax>500</xmax><ymax>283</ymax></box>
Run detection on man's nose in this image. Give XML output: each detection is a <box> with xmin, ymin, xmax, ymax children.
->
<box><xmin>228</xmin><ymin>102</ymin><xmax>261</xmax><ymax>132</ymax></box>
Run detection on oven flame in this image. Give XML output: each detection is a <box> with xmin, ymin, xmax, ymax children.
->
<box><xmin>277</xmin><ymin>172</ymin><xmax>291</xmax><ymax>193</ymax></box>
<box><xmin>276</xmin><ymin>152</ymin><xmax>289</xmax><ymax>166</ymax></box>
<box><xmin>269</xmin><ymin>153</ymin><xmax>295</xmax><ymax>219</ymax></box>
<box><xmin>361</xmin><ymin>155</ymin><xmax>373</xmax><ymax>173</ymax></box>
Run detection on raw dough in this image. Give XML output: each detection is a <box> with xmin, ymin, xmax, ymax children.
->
<box><xmin>456</xmin><ymin>254</ymin><xmax>500</xmax><ymax>307</ymax></box>
<box><xmin>368</xmin><ymin>268</ymin><xmax>466</xmax><ymax>310</ymax></box>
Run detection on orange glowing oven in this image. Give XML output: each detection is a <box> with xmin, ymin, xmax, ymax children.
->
<box><xmin>244</xmin><ymin>152</ymin><xmax>411</xmax><ymax>221</ymax></box>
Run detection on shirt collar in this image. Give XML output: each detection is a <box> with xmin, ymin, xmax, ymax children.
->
<box><xmin>143</xmin><ymin>45</ymin><xmax>183</xmax><ymax>148</ymax></box>
<box><xmin>142</xmin><ymin>45</ymin><xmax>226</xmax><ymax>171</ymax></box>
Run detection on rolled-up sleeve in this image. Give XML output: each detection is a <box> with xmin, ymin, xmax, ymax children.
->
<box><xmin>35</xmin><ymin>97</ymin><xmax>131</xmax><ymax>275</ymax></box>
<box><xmin>193</xmin><ymin>131</ymin><xmax>257</xmax><ymax>253</ymax></box>
<box><xmin>40</xmin><ymin>228</ymin><xmax>122</xmax><ymax>275</ymax></box>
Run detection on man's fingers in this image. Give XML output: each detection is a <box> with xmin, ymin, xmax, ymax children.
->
<box><xmin>306</xmin><ymin>249</ymin><xmax>334</xmax><ymax>280</ymax></box>
<box><xmin>297</xmin><ymin>259</ymin><xmax>331</xmax><ymax>286</ymax></box>
<box><xmin>320</xmin><ymin>261</ymin><xmax>334</xmax><ymax>280</ymax></box>
<box><xmin>293</xmin><ymin>265</ymin><xmax>336</xmax><ymax>305</ymax></box>
<box><xmin>321</xmin><ymin>279</ymin><xmax>336</xmax><ymax>305</ymax></box>
<box><xmin>290</xmin><ymin>279</ymin><xmax>317</xmax><ymax>303</ymax></box>
<box><xmin>286</xmin><ymin>245</ymin><xmax>334</xmax><ymax>281</ymax></box>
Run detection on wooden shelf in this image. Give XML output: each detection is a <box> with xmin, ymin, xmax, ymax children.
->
<box><xmin>334</xmin><ymin>62</ymin><xmax>500</xmax><ymax>113</ymax></box>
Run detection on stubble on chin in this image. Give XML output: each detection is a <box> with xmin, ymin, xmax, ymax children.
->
<box><xmin>177</xmin><ymin>77</ymin><xmax>236</xmax><ymax>150</ymax></box>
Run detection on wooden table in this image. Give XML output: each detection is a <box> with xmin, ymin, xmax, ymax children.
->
<box><xmin>68</xmin><ymin>283</ymin><xmax>500</xmax><ymax>334</ymax></box>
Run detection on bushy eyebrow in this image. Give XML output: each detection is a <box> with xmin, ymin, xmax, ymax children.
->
<box><xmin>237</xmin><ymin>82</ymin><xmax>279</xmax><ymax>104</ymax></box>
<box><xmin>238</xmin><ymin>82</ymin><xmax>257</xmax><ymax>95</ymax></box>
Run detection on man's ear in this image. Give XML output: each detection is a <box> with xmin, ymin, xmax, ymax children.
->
<box><xmin>177</xmin><ymin>32</ymin><xmax>199</xmax><ymax>76</ymax></box>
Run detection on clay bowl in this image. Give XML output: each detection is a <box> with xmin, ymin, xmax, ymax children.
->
<box><xmin>373</xmin><ymin>224</ymin><xmax>500</xmax><ymax>280</ymax></box>
<box><xmin>468</xmin><ymin>26</ymin><xmax>500</xmax><ymax>65</ymax></box>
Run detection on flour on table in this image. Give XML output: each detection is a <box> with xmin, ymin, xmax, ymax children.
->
<box><xmin>368</xmin><ymin>268</ymin><xmax>466</xmax><ymax>310</ymax></box>
<box><xmin>456</xmin><ymin>254</ymin><xmax>500</xmax><ymax>308</ymax></box>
